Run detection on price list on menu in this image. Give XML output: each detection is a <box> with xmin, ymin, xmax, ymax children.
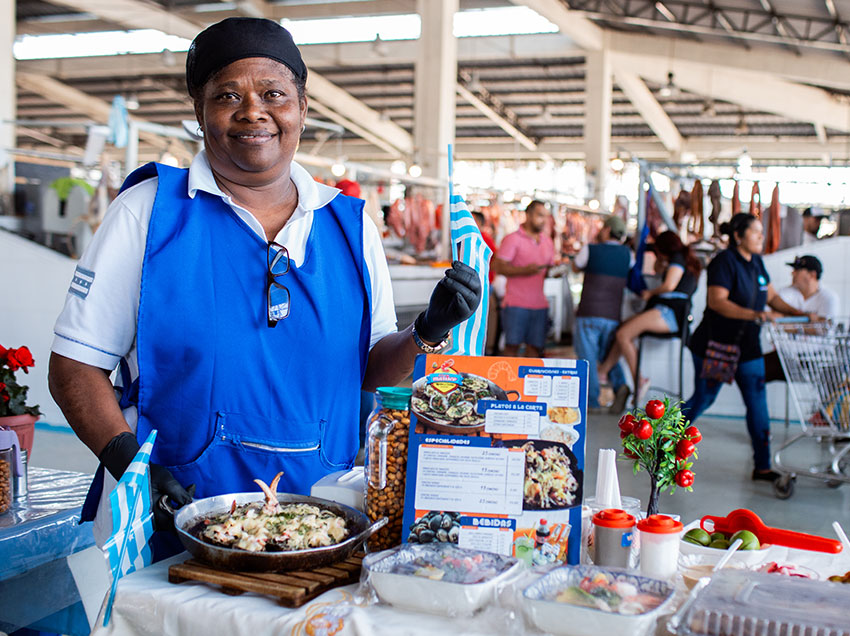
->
<box><xmin>414</xmin><ymin>445</ymin><xmax>525</xmax><ymax>516</ymax></box>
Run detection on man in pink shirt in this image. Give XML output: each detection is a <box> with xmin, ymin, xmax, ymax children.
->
<box><xmin>493</xmin><ymin>200</ymin><xmax>555</xmax><ymax>357</ymax></box>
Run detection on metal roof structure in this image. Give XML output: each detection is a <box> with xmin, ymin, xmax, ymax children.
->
<box><xmin>11</xmin><ymin>0</ymin><xmax>850</xmax><ymax>166</ymax></box>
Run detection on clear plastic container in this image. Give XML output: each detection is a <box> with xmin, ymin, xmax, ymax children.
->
<box><xmin>364</xmin><ymin>386</ymin><xmax>412</xmax><ymax>551</ymax></box>
<box><xmin>523</xmin><ymin>564</ymin><xmax>675</xmax><ymax>636</ymax></box>
<box><xmin>362</xmin><ymin>542</ymin><xmax>520</xmax><ymax>616</ymax></box>
<box><xmin>637</xmin><ymin>514</ymin><xmax>683</xmax><ymax>579</ymax></box>
<box><xmin>0</xmin><ymin>447</ymin><xmax>12</xmax><ymax>515</ymax></box>
<box><xmin>672</xmin><ymin>569</ymin><xmax>850</xmax><ymax>636</ymax></box>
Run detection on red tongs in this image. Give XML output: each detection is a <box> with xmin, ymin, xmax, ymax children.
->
<box><xmin>700</xmin><ymin>509</ymin><xmax>843</xmax><ymax>554</ymax></box>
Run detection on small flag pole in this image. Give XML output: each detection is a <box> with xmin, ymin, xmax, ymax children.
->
<box><xmin>448</xmin><ymin>143</ymin><xmax>457</xmax><ymax>262</ymax></box>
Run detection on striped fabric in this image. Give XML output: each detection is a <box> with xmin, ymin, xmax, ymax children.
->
<box><xmin>445</xmin><ymin>194</ymin><xmax>492</xmax><ymax>356</ymax></box>
<box><xmin>101</xmin><ymin>430</ymin><xmax>157</xmax><ymax>626</ymax></box>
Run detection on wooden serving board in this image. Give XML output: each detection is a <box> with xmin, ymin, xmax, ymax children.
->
<box><xmin>168</xmin><ymin>552</ymin><xmax>364</xmax><ymax>607</ymax></box>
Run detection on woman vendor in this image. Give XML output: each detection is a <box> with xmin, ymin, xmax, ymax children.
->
<box><xmin>47</xmin><ymin>18</ymin><xmax>480</xmax><ymax>553</ymax></box>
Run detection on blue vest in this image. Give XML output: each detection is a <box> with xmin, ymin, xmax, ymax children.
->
<box><xmin>126</xmin><ymin>162</ymin><xmax>371</xmax><ymax>498</ymax></box>
<box><xmin>576</xmin><ymin>242</ymin><xmax>631</xmax><ymax>321</ymax></box>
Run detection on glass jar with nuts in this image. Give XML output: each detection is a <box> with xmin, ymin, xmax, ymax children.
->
<box><xmin>365</xmin><ymin>387</ymin><xmax>412</xmax><ymax>551</ymax></box>
<box><xmin>0</xmin><ymin>447</ymin><xmax>13</xmax><ymax>515</ymax></box>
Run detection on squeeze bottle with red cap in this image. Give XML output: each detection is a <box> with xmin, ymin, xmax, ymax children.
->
<box><xmin>637</xmin><ymin>514</ymin><xmax>683</xmax><ymax>579</ymax></box>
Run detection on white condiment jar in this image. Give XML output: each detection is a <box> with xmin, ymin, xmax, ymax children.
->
<box><xmin>637</xmin><ymin>514</ymin><xmax>683</xmax><ymax>579</ymax></box>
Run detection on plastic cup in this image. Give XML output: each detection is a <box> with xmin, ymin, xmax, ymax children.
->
<box><xmin>514</xmin><ymin>535</ymin><xmax>534</xmax><ymax>566</ymax></box>
<box><xmin>637</xmin><ymin>514</ymin><xmax>683</xmax><ymax>579</ymax></box>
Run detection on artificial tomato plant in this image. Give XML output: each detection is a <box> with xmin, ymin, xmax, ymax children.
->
<box><xmin>618</xmin><ymin>397</ymin><xmax>700</xmax><ymax>516</ymax></box>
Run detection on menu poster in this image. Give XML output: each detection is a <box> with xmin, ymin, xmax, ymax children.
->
<box><xmin>401</xmin><ymin>355</ymin><xmax>587</xmax><ymax>565</ymax></box>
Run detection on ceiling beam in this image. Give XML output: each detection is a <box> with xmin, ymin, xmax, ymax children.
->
<box><xmin>613</xmin><ymin>69</ymin><xmax>683</xmax><ymax>154</ymax></box>
<box><xmin>608</xmin><ymin>32</ymin><xmax>850</xmax><ymax>92</ymax></box>
<box><xmin>456</xmin><ymin>83</ymin><xmax>538</xmax><ymax>151</ymax></box>
<box><xmin>43</xmin><ymin>0</ymin><xmax>203</xmax><ymax>39</ymax></box>
<box><xmin>332</xmin><ymin>136</ymin><xmax>850</xmax><ymax>162</ymax></box>
<box><xmin>610</xmin><ymin>52</ymin><xmax>850</xmax><ymax>133</ymax></box>
<box><xmin>307</xmin><ymin>99</ymin><xmax>401</xmax><ymax>158</ymax></box>
<box><xmin>14</xmin><ymin>71</ymin><xmax>193</xmax><ymax>162</ymax></box>
<box><xmin>306</xmin><ymin>72</ymin><xmax>414</xmax><ymax>156</ymax></box>
<box><xmin>510</xmin><ymin>0</ymin><xmax>604</xmax><ymax>50</ymax></box>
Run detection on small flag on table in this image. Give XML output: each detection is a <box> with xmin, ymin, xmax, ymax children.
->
<box><xmin>100</xmin><ymin>430</ymin><xmax>157</xmax><ymax>626</ymax></box>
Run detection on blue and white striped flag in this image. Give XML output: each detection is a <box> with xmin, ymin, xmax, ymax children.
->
<box><xmin>100</xmin><ymin>429</ymin><xmax>157</xmax><ymax>626</ymax></box>
<box><xmin>445</xmin><ymin>194</ymin><xmax>492</xmax><ymax>356</ymax></box>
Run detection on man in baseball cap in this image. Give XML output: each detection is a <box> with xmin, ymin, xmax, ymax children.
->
<box><xmin>778</xmin><ymin>255</ymin><xmax>838</xmax><ymax>320</ymax></box>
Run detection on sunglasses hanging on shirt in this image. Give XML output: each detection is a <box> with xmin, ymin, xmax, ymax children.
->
<box><xmin>267</xmin><ymin>241</ymin><xmax>291</xmax><ymax>327</ymax></box>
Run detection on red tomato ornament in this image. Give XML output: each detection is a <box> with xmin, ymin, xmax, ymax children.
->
<box><xmin>675</xmin><ymin>469</ymin><xmax>695</xmax><ymax>488</ymax></box>
<box><xmin>635</xmin><ymin>419</ymin><xmax>653</xmax><ymax>440</ymax></box>
<box><xmin>676</xmin><ymin>439</ymin><xmax>696</xmax><ymax>460</ymax></box>
<box><xmin>618</xmin><ymin>413</ymin><xmax>636</xmax><ymax>433</ymax></box>
<box><xmin>645</xmin><ymin>399</ymin><xmax>665</xmax><ymax>420</ymax></box>
<box><xmin>685</xmin><ymin>426</ymin><xmax>702</xmax><ymax>444</ymax></box>
<box><xmin>619</xmin><ymin>430</ymin><xmax>629</xmax><ymax>439</ymax></box>
<box><xmin>624</xmin><ymin>448</ymin><xmax>638</xmax><ymax>459</ymax></box>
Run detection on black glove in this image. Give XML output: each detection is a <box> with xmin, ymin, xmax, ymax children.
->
<box><xmin>99</xmin><ymin>432</ymin><xmax>194</xmax><ymax>532</ymax></box>
<box><xmin>415</xmin><ymin>260</ymin><xmax>482</xmax><ymax>343</ymax></box>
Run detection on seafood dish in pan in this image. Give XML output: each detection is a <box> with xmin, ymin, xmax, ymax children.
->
<box><xmin>200</xmin><ymin>473</ymin><xmax>349</xmax><ymax>552</ymax></box>
<box><xmin>411</xmin><ymin>372</ymin><xmax>519</xmax><ymax>432</ymax></box>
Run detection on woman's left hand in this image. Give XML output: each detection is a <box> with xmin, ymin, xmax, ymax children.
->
<box><xmin>640</xmin><ymin>289</ymin><xmax>652</xmax><ymax>301</ymax></box>
<box><xmin>416</xmin><ymin>261</ymin><xmax>482</xmax><ymax>342</ymax></box>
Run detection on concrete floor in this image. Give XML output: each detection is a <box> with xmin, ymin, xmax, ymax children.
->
<box><xmin>30</xmin><ymin>410</ymin><xmax>850</xmax><ymax>538</ymax></box>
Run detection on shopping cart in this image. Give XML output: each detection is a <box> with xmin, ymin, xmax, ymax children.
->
<box><xmin>767</xmin><ymin>317</ymin><xmax>850</xmax><ymax>499</ymax></box>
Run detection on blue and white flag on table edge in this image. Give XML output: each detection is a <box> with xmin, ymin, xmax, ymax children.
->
<box><xmin>100</xmin><ymin>429</ymin><xmax>157</xmax><ymax>626</ymax></box>
<box><xmin>445</xmin><ymin>194</ymin><xmax>492</xmax><ymax>356</ymax></box>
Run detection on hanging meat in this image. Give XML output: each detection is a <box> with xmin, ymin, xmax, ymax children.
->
<box><xmin>404</xmin><ymin>194</ymin><xmax>435</xmax><ymax>254</ymax></box>
<box><xmin>749</xmin><ymin>182</ymin><xmax>762</xmax><ymax>219</ymax></box>
<box><xmin>764</xmin><ymin>184</ymin><xmax>781</xmax><ymax>254</ymax></box>
<box><xmin>673</xmin><ymin>190</ymin><xmax>692</xmax><ymax>231</ymax></box>
<box><xmin>732</xmin><ymin>181</ymin><xmax>741</xmax><ymax>215</ymax></box>
<box><xmin>690</xmin><ymin>179</ymin><xmax>704</xmax><ymax>237</ymax></box>
<box><xmin>646</xmin><ymin>190</ymin><xmax>663</xmax><ymax>238</ymax></box>
<box><xmin>708</xmin><ymin>180</ymin><xmax>721</xmax><ymax>237</ymax></box>
<box><xmin>386</xmin><ymin>199</ymin><xmax>406</xmax><ymax>239</ymax></box>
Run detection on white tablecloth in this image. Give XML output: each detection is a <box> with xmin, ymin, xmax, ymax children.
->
<box><xmin>91</xmin><ymin>542</ymin><xmax>850</xmax><ymax>636</ymax></box>
<box><xmin>91</xmin><ymin>554</ymin><xmax>521</xmax><ymax>636</ymax></box>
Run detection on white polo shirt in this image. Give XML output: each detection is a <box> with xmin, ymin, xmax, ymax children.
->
<box><xmin>52</xmin><ymin>150</ymin><xmax>398</xmax><ymax>379</ymax></box>
<box><xmin>778</xmin><ymin>284</ymin><xmax>840</xmax><ymax>319</ymax></box>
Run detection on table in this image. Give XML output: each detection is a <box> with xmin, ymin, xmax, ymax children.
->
<box><xmin>91</xmin><ymin>527</ymin><xmax>850</xmax><ymax>636</ymax></box>
<box><xmin>93</xmin><ymin>554</ymin><xmax>513</xmax><ymax>636</ymax></box>
<box><xmin>0</xmin><ymin>467</ymin><xmax>96</xmax><ymax>635</ymax></box>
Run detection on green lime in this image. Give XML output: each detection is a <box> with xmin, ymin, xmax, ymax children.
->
<box><xmin>710</xmin><ymin>532</ymin><xmax>727</xmax><ymax>542</ymax></box>
<box><xmin>730</xmin><ymin>530</ymin><xmax>760</xmax><ymax>551</ymax></box>
<box><xmin>709</xmin><ymin>539</ymin><xmax>730</xmax><ymax>549</ymax></box>
<box><xmin>683</xmin><ymin>528</ymin><xmax>712</xmax><ymax>547</ymax></box>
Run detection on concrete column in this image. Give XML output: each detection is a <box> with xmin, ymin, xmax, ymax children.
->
<box><xmin>0</xmin><ymin>0</ymin><xmax>15</xmax><ymax>204</ymax></box>
<box><xmin>583</xmin><ymin>49</ymin><xmax>612</xmax><ymax>206</ymax></box>
<box><xmin>414</xmin><ymin>0</ymin><xmax>457</xmax><ymax>260</ymax></box>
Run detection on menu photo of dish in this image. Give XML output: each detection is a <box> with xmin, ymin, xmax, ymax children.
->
<box><xmin>402</xmin><ymin>355</ymin><xmax>588</xmax><ymax>565</ymax></box>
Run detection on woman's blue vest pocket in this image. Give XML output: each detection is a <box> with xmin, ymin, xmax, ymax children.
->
<box><xmin>165</xmin><ymin>412</ymin><xmax>351</xmax><ymax>498</ymax></box>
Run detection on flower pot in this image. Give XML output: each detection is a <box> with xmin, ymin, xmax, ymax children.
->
<box><xmin>0</xmin><ymin>414</ymin><xmax>38</xmax><ymax>458</ymax></box>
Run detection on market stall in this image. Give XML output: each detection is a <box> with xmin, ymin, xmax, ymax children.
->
<box><xmin>79</xmin><ymin>354</ymin><xmax>850</xmax><ymax>636</ymax></box>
